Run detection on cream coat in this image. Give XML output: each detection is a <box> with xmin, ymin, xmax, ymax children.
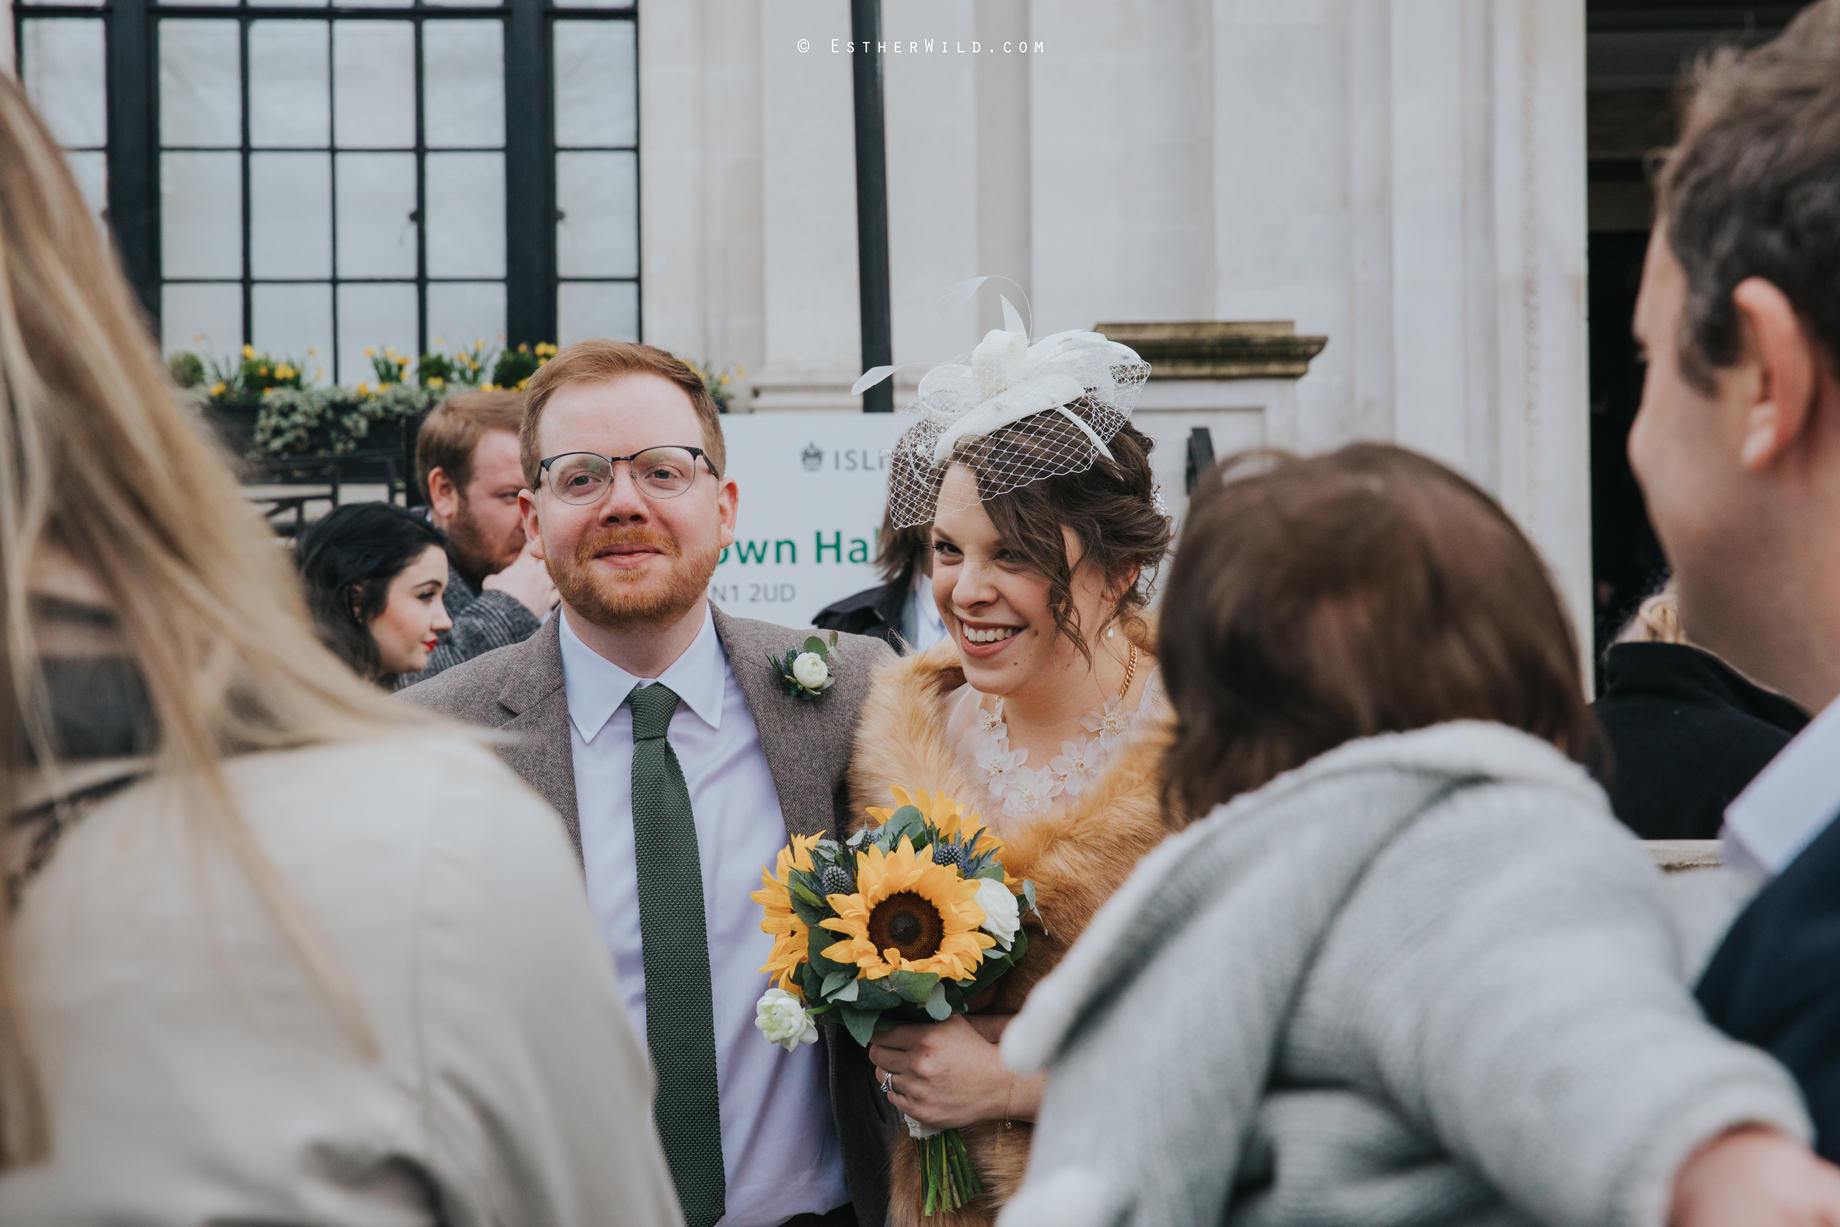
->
<box><xmin>0</xmin><ymin>735</ymin><xmax>683</xmax><ymax>1227</ymax></box>
<box><xmin>848</xmin><ymin>638</ymin><xmax>1173</xmax><ymax>1227</ymax></box>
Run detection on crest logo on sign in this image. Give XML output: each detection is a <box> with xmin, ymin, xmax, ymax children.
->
<box><xmin>800</xmin><ymin>442</ymin><xmax>824</xmax><ymax>472</ymax></box>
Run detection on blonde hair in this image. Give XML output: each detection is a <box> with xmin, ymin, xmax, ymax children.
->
<box><xmin>0</xmin><ymin>75</ymin><xmax>427</xmax><ymax>1167</ymax></box>
<box><xmin>1617</xmin><ymin>586</ymin><xmax>1686</xmax><ymax>645</ymax></box>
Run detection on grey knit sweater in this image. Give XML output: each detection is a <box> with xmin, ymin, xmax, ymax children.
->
<box><xmin>999</xmin><ymin>722</ymin><xmax>1808</xmax><ymax>1227</ymax></box>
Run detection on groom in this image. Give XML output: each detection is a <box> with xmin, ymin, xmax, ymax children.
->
<box><xmin>401</xmin><ymin>340</ymin><xmax>895</xmax><ymax>1227</ymax></box>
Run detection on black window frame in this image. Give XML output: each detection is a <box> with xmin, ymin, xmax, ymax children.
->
<box><xmin>12</xmin><ymin>0</ymin><xmax>638</xmax><ymax>361</ymax></box>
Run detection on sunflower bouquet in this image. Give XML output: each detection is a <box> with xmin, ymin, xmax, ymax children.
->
<box><xmin>752</xmin><ymin>788</ymin><xmax>1037</xmax><ymax>1216</ymax></box>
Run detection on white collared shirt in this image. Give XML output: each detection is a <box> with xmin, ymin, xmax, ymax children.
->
<box><xmin>559</xmin><ymin>606</ymin><xmax>849</xmax><ymax>1227</ymax></box>
<box><xmin>904</xmin><ymin>569</ymin><xmax>948</xmax><ymax>654</ymax></box>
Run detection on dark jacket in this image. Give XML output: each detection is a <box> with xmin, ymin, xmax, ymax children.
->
<box><xmin>1590</xmin><ymin>641</ymin><xmax>1807</xmax><ymax>840</ymax></box>
<box><xmin>812</xmin><ymin>570</ymin><xmax>911</xmax><ymax>652</ymax></box>
<box><xmin>1699</xmin><ymin>809</ymin><xmax>1840</xmax><ymax>1160</ymax></box>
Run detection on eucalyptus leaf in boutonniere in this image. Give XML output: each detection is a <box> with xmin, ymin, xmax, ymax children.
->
<box><xmin>772</xmin><ymin>631</ymin><xmax>843</xmax><ymax>700</ymax></box>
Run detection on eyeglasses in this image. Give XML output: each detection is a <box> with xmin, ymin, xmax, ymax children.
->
<box><xmin>539</xmin><ymin>447</ymin><xmax>719</xmax><ymax>505</ymax></box>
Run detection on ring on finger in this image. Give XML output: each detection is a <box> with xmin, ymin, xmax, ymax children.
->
<box><xmin>880</xmin><ymin>1070</ymin><xmax>895</xmax><ymax>1096</ymax></box>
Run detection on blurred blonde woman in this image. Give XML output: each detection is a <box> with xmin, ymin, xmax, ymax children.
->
<box><xmin>0</xmin><ymin>77</ymin><xmax>681</xmax><ymax>1224</ymax></box>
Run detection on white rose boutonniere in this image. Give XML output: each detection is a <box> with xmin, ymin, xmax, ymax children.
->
<box><xmin>772</xmin><ymin>632</ymin><xmax>842</xmax><ymax>701</ymax></box>
<box><xmin>971</xmin><ymin>877</ymin><xmax>1021</xmax><ymax>950</ymax></box>
<box><xmin>754</xmin><ymin>987</ymin><xmax>819</xmax><ymax>1051</ymax></box>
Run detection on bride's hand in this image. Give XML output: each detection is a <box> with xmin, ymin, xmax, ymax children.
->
<box><xmin>869</xmin><ymin>1016</ymin><xmax>1044</xmax><ymax>1129</ymax></box>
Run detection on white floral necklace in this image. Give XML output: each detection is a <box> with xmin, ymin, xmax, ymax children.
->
<box><xmin>974</xmin><ymin>644</ymin><xmax>1142</xmax><ymax>820</ymax></box>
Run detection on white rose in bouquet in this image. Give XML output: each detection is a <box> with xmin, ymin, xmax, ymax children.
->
<box><xmin>972</xmin><ymin>877</ymin><xmax>1021</xmax><ymax>950</ymax></box>
<box><xmin>791</xmin><ymin>651</ymin><xmax>832</xmax><ymax>691</ymax></box>
<box><xmin>754</xmin><ymin>987</ymin><xmax>819</xmax><ymax>1052</ymax></box>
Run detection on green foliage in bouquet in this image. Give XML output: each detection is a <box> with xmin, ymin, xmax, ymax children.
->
<box><xmin>488</xmin><ymin>341</ymin><xmax>557</xmax><ymax>391</ymax></box>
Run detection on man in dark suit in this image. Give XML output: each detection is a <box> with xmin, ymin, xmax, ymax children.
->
<box><xmin>1624</xmin><ymin>0</ymin><xmax>1840</xmax><ymax>1157</ymax></box>
<box><xmin>403</xmin><ymin>340</ymin><xmax>895</xmax><ymax>1227</ymax></box>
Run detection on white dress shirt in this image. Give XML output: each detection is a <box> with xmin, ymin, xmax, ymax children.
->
<box><xmin>560</xmin><ymin>607</ymin><xmax>850</xmax><ymax>1227</ymax></box>
<box><xmin>903</xmin><ymin>569</ymin><xmax>949</xmax><ymax>654</ymax></box>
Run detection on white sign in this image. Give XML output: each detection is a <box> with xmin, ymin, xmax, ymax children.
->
<box><xmin>710</xmin><ymin>412</ymin><xmax>906</xmax><ymax>628</ymax></box>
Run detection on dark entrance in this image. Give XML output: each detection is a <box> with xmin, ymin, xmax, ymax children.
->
<box><xmin>1585</xmin><ymin>2</ymin><xmax>1796</xmax><ymax>682</ymax></box>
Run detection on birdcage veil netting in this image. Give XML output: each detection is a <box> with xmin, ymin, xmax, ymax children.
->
<box><xmin>884</xmin><ymin>330</ymin><xmax>1150</xmax><ymax>529</ymax></box>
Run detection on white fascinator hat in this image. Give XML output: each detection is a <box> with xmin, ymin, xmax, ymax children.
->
<box><xmin>856</xmin><ymin>278</ymin><xmax>1151</xmax><ymax>529</ymax></box>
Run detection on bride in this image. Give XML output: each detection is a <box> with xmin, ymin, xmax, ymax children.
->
<box><xmin>849</xmin><ymin>327</ymin><xmax>1173</xmax><ymax>1226</ymax></box>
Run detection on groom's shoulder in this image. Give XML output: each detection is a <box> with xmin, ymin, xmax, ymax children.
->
<box><xmin>398</xmin><ymin>626</ymin><xmax>557</xmax><ymax>726</ymax></box>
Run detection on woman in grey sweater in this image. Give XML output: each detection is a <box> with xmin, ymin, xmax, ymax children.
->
<box><xmin>998</xmin><ymin>445</ymin><xmax>1840</xmax><ymax>1227</ymax></box>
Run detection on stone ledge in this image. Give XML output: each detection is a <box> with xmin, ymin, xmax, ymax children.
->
<box><xmin>1644</xmin><ymin>840</ymin><xmax>1722</xmax><ymax>874</ymax></box>
<box><xmin>1094</xmin><ymin>321</ymin><xmax>1329</xmax><ymax>380</ymax></box>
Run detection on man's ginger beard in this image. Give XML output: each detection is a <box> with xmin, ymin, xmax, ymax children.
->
<box><xmin>550</xmin><ymin>525</ymin><xmax>718</xmax><ymax>629</ymax></box>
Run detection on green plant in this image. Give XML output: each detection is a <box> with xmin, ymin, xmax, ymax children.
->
<box><xmin>364</xmin><ymin>347</ymin><xmax>413</xmax><ymax>387</ymax></box>
<box><xmin>167</xmin><ymin>351</ymin><xmax>205</xmax><ymax>389</ymax></box>
<box><xmin>488</xmin><ymin>342</ymin><xmax>557</xmax><ymax>391</ymax></box>
<box><xmin>237</xmin><ymin>345</ymin><xmax>311</xmax><ymax>396</ymax></box>
<box><xmin>685</xmin><ymin>359</ymin><xmax>744</xmax><ymax>413</ymax></box>
<box><xmin>250</xmin><ymin>382</ymin><xmax>447</xmax><ymax>458</ymax></box>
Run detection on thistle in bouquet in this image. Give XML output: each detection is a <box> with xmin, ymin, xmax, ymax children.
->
<box><xmin>751</xmin><ymin>789</ymin><xmax>1038</xmax><ymax>1216</ymax></box>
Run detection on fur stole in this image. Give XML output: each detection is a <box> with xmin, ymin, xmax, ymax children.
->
<box><xmin>846</xmin><ymin>638</ymin><xmax>1174</xmax><ymax>1227</ymax></box>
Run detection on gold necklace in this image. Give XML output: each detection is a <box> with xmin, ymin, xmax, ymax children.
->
<box><xmin>1117</xmin><ymin>643</ymin><xmax>1139</xmax><ymax>701</ymax></box>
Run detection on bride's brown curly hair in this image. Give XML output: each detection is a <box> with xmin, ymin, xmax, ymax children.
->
<box><xmin>947</xmin><ymin>416</ymin><xmax>1171</xmax><ymax>664</ymax></box>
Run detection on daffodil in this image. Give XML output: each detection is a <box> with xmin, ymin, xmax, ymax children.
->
<box><xmin>362</xmin><ymin>347</ymin><xmax>376</xmax><ymax>358</ymax></box>
<box><xmin>209</xmin><ymin>381</ymin><xmax>226</xmax><ymax>397</ymax></box>
<box><xmin>428</xmin><ymin>376</ymin><xmax>444</xmax><ymax>388</ymax></box>
<box><xmin>752</xmin><ymin>833</ymin><xmax>822</xmax><ymax>995</ymax></box>
<box><xmin>242</xmin><ymin>344</ymin><xmax>255</xmax><ymax>359</ymax></box>
<box><xmin>820</xmin><ymin>838</ymin><xmax>994</xmax><ymax>983</ymax></box>
<box><xmin>356</xmin><ymin>381</ymin><xmax>372</xmax><ymax>397</ymax></box>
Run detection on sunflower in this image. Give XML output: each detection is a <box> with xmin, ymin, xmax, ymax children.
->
<box><xmin>820</xmin><ymin>837</ymin><xmax>995</xmax><ymax>982</ymax></box>
<box><xmin>865</xmin><ymin>787</ymin><xmax>1019</xmax><ymax>888</ymax></box>
<box><xmin>753</xmin><ymin>833</ymin><xmax>822</xmax><ymax>996</ymax></box>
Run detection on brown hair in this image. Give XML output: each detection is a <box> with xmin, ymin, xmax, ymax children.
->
<box><xmin>1159</xmin><ymin>444</ymin><xmax>1596</xmax><ymax>826</ymax></box>
<box><xmin>519</xmin><ymin>340</ymin><xmax>725</xmax><ymax>489</ymax></box>
<box><xmin>414</xmin><ymin>389</ymin><xmax>526</xmax><ymax>502</ymax></box>
<box><xmin>1659</xmin><ymin>0</ymin><xmax>1840</xmax><ymax>390</ymax></box>
<box><xmin>951</xmin><ymin>419</ymin><xmax>1171</xmax><ymax>661</ymax></box>
<box><xmin>0</xmin><ymin>76</ymin><xmax>411</xmax><ymax>1165</ymax></box>
<box><xmin>875</xmin><ymin>504</ymin><xmax>930</xmax><ymax>585</ymax></box>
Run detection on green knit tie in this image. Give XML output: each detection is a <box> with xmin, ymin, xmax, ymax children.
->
<box><xmin>628</xmin><ymin>683</ymin><xmax>725</xmax><ymax>1227</ymax></box>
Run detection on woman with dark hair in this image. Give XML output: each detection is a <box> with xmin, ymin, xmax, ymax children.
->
<box><xmin>845</xmin><ymin>327</ymin><xmax>1174</xmax><ymax>1226</ymax></box>
<box><xmin>1000</xmin><ymin>444</ymin><xmax>1840</xmax><ymax>1227</ymax></box>
<box><xmin>296</xmin><ymin>502</ymin><xmax>455</xmax><ymax>685</ymax></box>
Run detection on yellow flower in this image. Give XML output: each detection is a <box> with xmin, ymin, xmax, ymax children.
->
<box><xmin>257</xmin><ymin>365</ymin><xmax>268</xmax><ymax>376</ymax></box>
<box><xmin>480</xmin><ymin>382</ymin><xmax>499</xmax><ymax>391</ymax></box>
<box><xmin>209</xmin><ymin>381</ymin><xmax>226</xmax><ymax>397</ymax></box>
<box><xmin>866</xmin><ymin>788</ymin><xmax>1004</xmax><ymax>862</ymax></box>
<box><xmin>428</xmin><ymin>375</ymin><xmax>444</xmax><ymax>388</ymax></box>
<box><xmin>820</xmin><ymin>837</ymin><xmax>994</xmax><ymax>983</ymax></box>
<box><xmin>242</xmin><ymin>344</ymin><xmax>255</xmax><ymax>359</ymax></box>
<box><xmin>363</xmin><ymin>347</ymin><xmax>376</xmax><ymax>358</ymax></box>
<box><xmin>752</xmin><ymin>834</ymin><xmax>822</xmax><ymax>996</ymax></box>
<box><xmin>433</xmin><ymin>336</ymin><xmax>445</xmax><ymax>347</ymax></box>
<box><xmin>356</xmin><ymin>381</ymin><xmax>372</xmax><ymax>397</ymax></box>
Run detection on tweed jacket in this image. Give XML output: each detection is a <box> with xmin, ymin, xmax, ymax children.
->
<box><xmin>400</xmin><ymin>606</ymin><xmax>899</xmax><ymax>1225</ymax></box>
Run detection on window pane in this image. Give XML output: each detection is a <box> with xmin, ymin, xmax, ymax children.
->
<box><xmin>251</xmin><ymin>0</ymin><xmax>327</xmax><ymax>9</ymax></box>
<box><xmin>249</xmin><ymin>21</ymin><xmax>330</xmax><ymax>148</ymax></box>
<box><xmin>335</xmin><ymin>153</ymin><xmax>418</xmax><ymax>279</ymax></box>
<box><xmin>333</xmin><ymin>22</ymin><xmax>416</xmax><ymax>150</ymax></box>
<box><xmin>556</xmin><ymin>151</ymin><xmax>636</xmax><ymax>278</ymax></box>
<box><xmin>426</xmin><ymin>152</ymin><xmax>505</xmax><ymax>278</ymax></box>
<box><xmin>424</xmin><ymin>22</ymin><xmax>504</xmax><ymax>149</ymax></box>
<box><xmin>336</xmin><ymin>283</ymin><xmax>418</xmax><ymax>385</ymax></box>
<box><xmin>424</xmin><ymin>0</ymin><xmax>503</xmax><ymax>6</ymax></box>
<box><xmin>161</xmin><ymin>152</ymin><xmax>243</xmax><ymax>279</ymax></box>
<box><xmin>553</xmin><ymin>20</ymin><xmax>635</xmax><ymax>148</ymax></box>
<box><xmin>251</xmin><ymin>152</ymin><xmax>332</xmax><ymax>278</ymax></box>
<box><xmin>65</xmin><ymin>150</ymin><xmax>108</xmax><ymax>230</ymax></box>
<box><xmin>162</xmin><ymin>283</ymin><xmax>243</xmax><ymax>359</ymax></box>
<box><xmin>426</xmin><ymin>283</ymin><xmax>505</xmax><ymax>358</ymax></box>
<box><xmin>22</xmin><ymin>18</ymin><xmax>106</xmax><ymax>148</ymax></box>
<box><xmin>160</xmin><ymin>20</ymin><xmax>241</xmax><ymax>149</ymax></box>
<box><xmin>252</xmin><ymin>283</ymin><xmax>332</xmax><ymax>366</ymax></box>
<box><xmin>553</xmin><ymin>0</ymin><xmax>629</xmax><ymax>10</ymax></box>
<box><xmin>559</xmin><ymin>281</ymin><xmax>637</xmax><ymax>344</ymax></box>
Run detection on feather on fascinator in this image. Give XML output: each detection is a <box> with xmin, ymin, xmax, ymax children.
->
<box><xmin>868</xmin><ymin>325</ymin><xmax>1150</xmax><ymax>529</ymax></box>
